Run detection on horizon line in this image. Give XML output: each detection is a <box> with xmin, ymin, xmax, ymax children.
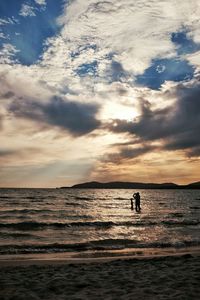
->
<box><xmin>1</xmin><ymin>179</ymin><xmax>199</xmax><ymax>189</ymax></box>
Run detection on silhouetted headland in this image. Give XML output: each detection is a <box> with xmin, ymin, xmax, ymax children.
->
<box><xmin>60</xmin><ymin>181</ymin><xmax>200</xmax><ymax>189</ymax></box>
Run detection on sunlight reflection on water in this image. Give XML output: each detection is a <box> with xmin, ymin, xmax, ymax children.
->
<box><xmin>0</xmin><ymin>188</ymin><xmax>199</xmax><ymax>255</ymax></box>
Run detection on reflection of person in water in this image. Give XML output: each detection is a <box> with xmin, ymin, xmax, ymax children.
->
<box><xmin>133</xmin><ymin>192</ymin><xmax>141</xmax><ymax>212</ymax></box>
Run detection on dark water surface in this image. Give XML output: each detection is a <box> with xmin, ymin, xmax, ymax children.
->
<box><xmin>0</xmin><ymin>188</ymin><xmax>199</xmax><ymax>256</ymax></box>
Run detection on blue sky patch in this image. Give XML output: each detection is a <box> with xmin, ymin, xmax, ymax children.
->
<box><xmin>135</xmin><ymin>30</ymin><xmax>199</xmax><ymax>90</ymax></box>
<box><xmin>0</xmin><ymin>0</ymin><xmax>65</xmax><ymax>65</ymax></box>
<box><xmin>171</xmin><ymin>30</ymin><xmax>200</xmax><ymax>55</ymax></box>
<box><xmin>135</xmin><ymin>58</ymin><xmax>194</xmax><ymax>90</ymax></box>
<box><xmin>109</xmin><ymin>60</ymin><xmax>127</xmax><ymax>82</ymax></box>
<box><xmin>76</xmin><ymin>61</ymin><xmax>98</xmax><ymax>77</ymax></box>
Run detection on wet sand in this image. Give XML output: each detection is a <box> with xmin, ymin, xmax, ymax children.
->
<box><xmin>0</xmin><ymin>253</ymin><xmax>200</xmax><ymax>300</ymax></box>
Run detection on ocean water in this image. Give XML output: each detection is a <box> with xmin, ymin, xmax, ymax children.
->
<box><xmin>0</xmin><ymin>188</ymin><xmax>200</xmax><ymax>258</ymax></box>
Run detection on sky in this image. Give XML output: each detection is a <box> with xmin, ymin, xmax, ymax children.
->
<box><xmin>0</xmin><ymin>0</ymin><xmax>200</xmax><ymax>187</ymax></box>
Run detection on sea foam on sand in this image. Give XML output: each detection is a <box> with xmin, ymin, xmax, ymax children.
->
<box><xmin>0</xmin><ymin>254</ymin><xmax>199</xmax><ymax>300</ymax></box>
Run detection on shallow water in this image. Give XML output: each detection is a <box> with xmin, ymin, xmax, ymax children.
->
<box><xmin>0</xmin><ymin>188</ymin><xmax>199</xmax><ymax>255</ymax></box>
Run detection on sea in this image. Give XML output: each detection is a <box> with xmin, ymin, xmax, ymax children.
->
<box><xmin>0</xmin><ymin>188</ymin><xmax>200</xmax><ymax>260</ymax></box>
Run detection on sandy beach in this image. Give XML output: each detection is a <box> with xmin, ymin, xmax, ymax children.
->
<box><xmin>0</xmin><ymin>253</ymin><xmax>199</xmax><ymax>300</ymax></box>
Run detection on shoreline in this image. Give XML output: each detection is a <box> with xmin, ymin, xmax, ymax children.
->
<box><xmin>0</xmin><ymin>246</ymin><xmax>199</xmax><ymax>267</ymax></box>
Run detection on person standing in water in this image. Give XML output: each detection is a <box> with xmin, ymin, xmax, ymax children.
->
<box><xmin>131</xmin><ymin>198</ymin><xmax>134</xmax><ymax>210</ymax></box>
<box><xmin>133</xmin><ymin>192</ymin><xmax>141</xmax><ymax>212</ymax></box>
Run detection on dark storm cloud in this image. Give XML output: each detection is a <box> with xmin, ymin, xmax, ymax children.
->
<box><xmin>106</xmin><ymin>101</ymin><xmax>173</xmax><ymax>140</ymax></box>
<box><xmin>188</xmin><ymin>147</ymin><xmax>200</xmax><ymax>157</ymax></box>
<box><xmin>0</xmin><ymin>149</ymin><xmax>17</xmax><ymax>157</ymax></box>
<box><xmin>1</xmin><ymin>91</ymin><xmax>15</xmax><ymax>99</ymax></box>
<box><xmin>9</xmin><ymin>96</ymin><xmax>101</xmax><ymax>136</ymax></box>
<box><xmin>107</xmin><ymin>82</ymin><xmax>200</xmax><ymax>157</ymax></box>
<box><xmin>0</xmin><ymin>147</ymin><xmax>42</xmax><ymax>158</ymax></box>
<box><xmin>103</xmin><ymin>144</ymin><xmax>155</xmax><ymax>164</ymax></box>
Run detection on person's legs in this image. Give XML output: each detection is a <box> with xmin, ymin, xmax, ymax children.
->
<box><xmin>135</xmin><ymin>200</ymin><xmax>140</xmax><ymax>211</ymax></box>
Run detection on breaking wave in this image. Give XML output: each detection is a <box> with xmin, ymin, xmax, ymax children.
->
<box><xmin>0</xmin><ymin>239</ymin><xmax>199</xmax><ymax>255</ymax></box>
<box><xmin>0</xmin><ymin>219</ymin><xmax>199</xmax><ymax>231</ymax></box>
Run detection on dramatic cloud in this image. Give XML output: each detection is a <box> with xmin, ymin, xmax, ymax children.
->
<box><xmin>102</xmin><ymin>144</ymin><xmax>156</xmax><ymax>163</ymax></box>
<box><xmin>0</xmin><ymin>148</ymin><xmax>17</xmax><ymax>156</ymax></box>
<box><xmin>0</xmin><ymin>147</ymin><xmax>42</xmax><ymax>159</ymax></box>
<box><xmin>0</xmin><ymin>0</ymin><xmax>200</xmax><ymax>186</ymax></box>
<box><xmin>107</xmin><ymin>80</ymin><xmax>200</xmax><ymax>157</ymax></box>
<box><xmin>9</xmin><ymin>96</ymin><xmax>101</xmax><ymax>136</ymax></box>
<box><xmin>57</xmin><ymin>0</ymin><xmax>200</xmax><ymax>76</ymax></box>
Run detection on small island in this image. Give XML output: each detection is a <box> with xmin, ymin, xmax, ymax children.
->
<box><xmin>60</xmin><ymin>181</ymin><xmax>200</xmax><ymax>189</ymax></box>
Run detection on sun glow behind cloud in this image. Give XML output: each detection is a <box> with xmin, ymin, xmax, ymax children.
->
<box><xmin>0</xmin><ymin>0</ymin><xmax>200</xmax><ymax>187</ymax></box>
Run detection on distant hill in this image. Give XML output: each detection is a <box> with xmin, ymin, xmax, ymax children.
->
<box><xmin>185</xmin><ymin>181</ymin><xmax>200</xmax><ymax>189</ymax></box>
<box><xmin>60</xmin><ymin>181</ymin><xmax>200</xmax><ymax>189</ymax></box>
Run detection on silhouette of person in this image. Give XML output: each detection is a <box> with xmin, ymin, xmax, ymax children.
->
<box><xmin>131</xmin><ymin>198</ymin><xmax>134</xmax><ymax>210</ymax></box>
<box><xmin>133</xmin><ymin>192</ymin><xmax>141</xmax><ymax>212</ymax></box>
